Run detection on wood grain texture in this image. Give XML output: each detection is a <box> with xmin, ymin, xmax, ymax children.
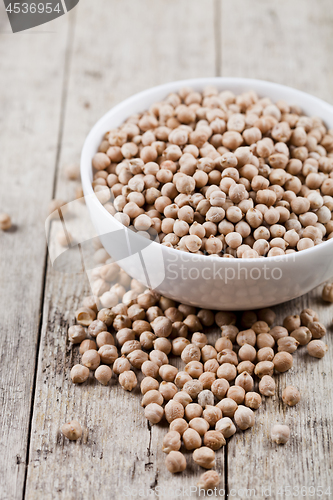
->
<box><xmin>220</xmin><ymin>0</ymin><xmax>333</xmax><ymax>103</ymax></box>
<box><xmin>0</xmin><ymin>16</ymin><xmax>71</xmax><ymax>500</ymax></box>
<box><xmin>219</xmin><ymin>1</ymin><xmax>333</xmax><ymax>497</ymax></box>
<box><xmin>24</xmin><ymin>1</ymin><xmax>219</xmax><ymax>499</ymax></box>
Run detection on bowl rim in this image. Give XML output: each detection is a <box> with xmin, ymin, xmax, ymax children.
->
<box><xmin>81</xmin><ymin>76</ymin><xmax>333</xmax><ymax>265</ymax></box>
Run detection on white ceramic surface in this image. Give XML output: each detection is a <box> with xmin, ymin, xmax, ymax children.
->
<box><xmin>81</xmin><ymin>77</ymin><xmax>333</xmax><ymax>310</ymax></box>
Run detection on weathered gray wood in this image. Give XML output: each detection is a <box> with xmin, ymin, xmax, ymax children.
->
<box><xmin>220</xmin><ymin>1</ymin><xmax>333</xmax><ymax>497</ymax></box>
<box><xmin>0</xmin><ymin>12</ymin><xmax>71</xmax><ymax>500</ymax></box>
<box><xmin>25</xmin><ymin>1</ymin><xmax>219</xmax><ymax>499</ymax></box>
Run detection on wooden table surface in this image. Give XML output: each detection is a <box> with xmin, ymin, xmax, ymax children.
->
<box><xmin>1</xmin><ymin>1</ymin><xmax>333</xmax><ymax>499</ymax></box>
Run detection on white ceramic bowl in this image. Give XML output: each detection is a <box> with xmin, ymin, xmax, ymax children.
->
<box><xmin>81</xmin><ymin>77</ymin><xmax>333</xmax><ymax>310</ymax></box>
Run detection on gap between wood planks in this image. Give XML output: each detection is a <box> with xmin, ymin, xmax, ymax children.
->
<box><xmin>21</xmin><ymin>10</ymin><xmax>77</xmax><ymax>500</ymax></box>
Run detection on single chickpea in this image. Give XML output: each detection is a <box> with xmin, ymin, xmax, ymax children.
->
<box><xmin>290</xmin><ymin>327</ymin><xmax>311</xmax><ymax>345</ymax></box>
<box><xmin>259</xmin><ymin>375</ymin><xmax>275</xmax><ymax>396</ymax></box>
<box><xmin>68</xmin><ymin>325</ymin><xmax>86</xmax><ymax>344</ymax></box>
<box><xmin>197</xmin><ymin>470</ymin><xmax>221</xmax><ymax>490</ymax></box>
<box><xmin>204</xmin><ymin>430</ymin><xmax>226</xmax><ymax>450</ymax></box>
<box><xmin>145</xmin><ymin>403</ymin><xmax>164</xmax><ymax>424</ymax></box>
<box><xmin>237</xmin><ymin>361</ymin><xmax>255</xmax><ymax>377</ymax></box>
<box><xmin>159</xmin><ymin>364</ymin><xmax>178</xmax><ymax>382</ymax></box>
<box><xmin>236</xmin><ymin>329</ymin><xmax>256</xmax><ymax>347</ymax></box>
<box><xmin>322</xmin><ymin>283</ymin><xmax>333</xmax><ymax>302</ymax></box>
<box><xmin>95</xmin><ymin>365</ymin><xmax>112</xmax><ymax>385</ymax></box>
<box><xmin>183</xmin><ymin>428</ymin><xmax>202</xmax><ymax>450</ymax></box>
<box><xmin>277</xmin><ymin>337</ymin><xmax>299</xmax><ymax>354</ymax></box>
<box><xmin>282</xmin><ymin>386</ymin><xmax>301</xmax><ymax>406</ymax></box>
<box><xmin>271</xmin><ymin>424</ymin><xmax>290</xmax><ymax>445</ymax></box>
<box><xmin>235</xmin><ymin>372</ymin><xmax>254</xmax><ymax>392</ymax></box>
<box><xmin>238</xmin><ymin>344</ymin><xmax>257</xmax><ymax>362</ymax></box>
<box><xmin>70</xmin><ymin>364</ymin><xmax>89</xmax><ymax>384</ymax></box>
<box><xmin>308</xmin><ymin>321</ymin><xmax>326</xmax><ymax>339</ymax></box>
<box><xmin>162</xmin><ymin>430</ymin><xmax>181</xmax><ymax>454</ymax></box>
<box><xmin>273</xmin><ymin>352</ymin><xmax>293</xmax><ymax>372</ymax></box>
<box><xmin>173</xmin><ymin>391</ymin><xmax>192</xmax><ymax>407</ymax></box>
<box><xmin>75</xmin><ymin>307</ymin><xmax>96</xmax><ymax>326</ymax></box>
<box><xmin>113</xmin><ymin>355</ymin><xmax>131</xmax><ymax>375</ymax></box>
<box><xmin>165</xmin><ymin>450</ymin><xmax>186</xmax><ymax>473</ymax></box>
<box><xmin>99</xmin><ymin>345</ymin><xmax>118</xmax><ymax>364</ymax></box>
<box><xmin>215</xmin><ymin>416</ymin><xmax>237</xmax><ymax>438</ymax></box>
<box><xmin>216</xmin><ymin>363</ymin><xmax>237</xmax><ymax>381</ymax></box>
<box><xmin>257</xmin><ymin>347</ymin><xmax>274</xmax><ymax>362</ymax></box>
<box><xmin>82</xmin><ymin>350</ymin><xmax>100</xmax><ymax>370</ymax></box>
<box><xmin>170</xmin><ymin>418</ymin><xmax>189</xmax><ymax>436</ymax></box>
<box><xmin>189</xmin><ymin>417</ymin><xmax>210</xmax><ymax>436</ymax></box>
<box><xmin>165</xmin><ymin>400</ymin><xmax>185</xmax><ymax>423</ymax></box>
<box><xmin>234</xmin><ymin>405</ymin><xmax>255</xmax><ymax>430</ymax></box>
<box><xmin>307</xmin><ymin>339</ymin><xmax>328</xmax><ymax>358</ymax></box>
<box><xmin>227</xmin><ymin>386</ymin><xmax>245</xmax><ymax>404</ymax></box>
<box><xmin>244</xmin><ymin>392</ymin><xmax>262</xmax><ymax>410</ymax></box>
<box><xmin>140</xmin><ymin>377</ymin><xmax>158</xmax><ymax>395</ymax></box>
<box><xmin>79</xmin><ymin>339</ymin><xmax>97</xmax><ymax>355</ymax></box>
<box><xmin>254</xmin><ymin>361</ymin><xmax>274</xmax><ymax>378</ymax></box>
<box><xmin>0</xmin><ymin>213</ymin><xmax>12</xmax><ymax>231</ymax></box>
<box><xmin>256</xmin><ymin>333</ymin><xmax>275</xmax><ymax>349</ymax></box>
<box><xmin>193</xmin><ymin>447</ymin><xmax>216</xmax><ymax>469</ymax></box>
<box><xmin>185</xmin><ymin>403</ymin><xmax>203</xmax><ymax>420</ymax></box>
<box><xmin>61</xmin><ymin>420</ymin><xmax>82</xmax><ymax>441</ymax></box>
<box><xmin>159</xmin><ymin>381</ymin><xmax>178</xmax><ymax>401</ymax></box>
<box><xmin>119</xmin><ymin>370</ymin><xmax>137</xmax><ymax>391</ymax></box>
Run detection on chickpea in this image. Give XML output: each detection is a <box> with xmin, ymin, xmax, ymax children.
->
<box><xmin>234</xmin><ymin>405</ymin><xmax>255</xmax><ymax>430</ymax></box>
<box><xmin>216</xmin><ymin>362</ymin><xmax>237</xmax><ymax>381</ymax></box>
<box><xmin>227</xmin><ymin>386</ymin><xmax>245</xmax><ymax>404</ymax></box>
<box><xmin>290</xmin><ymin>327</ymin><xmax>312</xmax><ymax>345</ymax></box>
<box><xmin>254</xmin><ymin>361</ymin><xmax>274</xmax><ymax>378</ymax></box>
<box><xmin>322</xmin><ymin>283</ymin><xmax>333</xmax><ymax>302</ymax></box>
<box><xmin>185</xmin><ymin>403</ymin><xmax>203</xmax><ymax>420</ymax></box>
<box><xmin>95</xmin><ymin>365</ymin><xmax>112</xmax><ymax>385</ymax></box>
<box><xmin>61</xmin><ymin>420</ymin><xmax>82</xmax><ymax>441</ymax></box>
<box><xmin>79</xmin><ymin>339</ymin><xmax>97</xmax><ymax>355</ymax></box>
<box><xmin>257</xmin><ymin>347</ymin><xmax>274</xmax><ymax>362</ymax></box>
<box><xmin>70</xmin><ymin>364</ymin><xmax>89</xmax><ymax>384</ymax></box>
<box><xmin>193</xmin><ymin>447</ymin><xmax>216</xmax><ymax>469</ymax></box>
<box><xmin>173</xmin><ymin>391</ymin><xmax>192</xmax><ymax>407</ymax></box>
<box><xmin>235</xmin><ymin>372</ymin><xmax>254</xmax><ymax>392</ymax></box>
<box><xmin>204</xmin><ymin>430</ymin><xmax>226</xmax><ymax>450</ymax></box>
<box><xmin>119</xmin><ymin>370</ymin><xmax>137</xmax><ymax>391</ymax></box>
<box><xmin>273</xmin><ymin>352</ymin><xmax>293</xmax><ymax>372</ymax></box>
<box><xmin>165</xmin><ymin>450</ymin><xmax>186</xmax><ymax>473</ymax></box>
<box><xmin>170</xmin><ymin>418</ymin><xmax>189</xmax><ymax>435</ymax></box>
<box><xmin>82</xmin><ymin>350</ymin><xmax>100</xmax><ymax>370</ymax></box>
<box><xmin>141</xmin><ymin>376</ymin><xmax>159</xmax><ymax>395</ymax></box>
<box><xmin>259</xmin><ymin>375</ymin><xmax>275</xmax><ymax>396</ymax></box>
<box><xmin>197</xmin><ymin>470</ymin><xmax>220</xmax><ymax>490</ymax></box>
<box><xmin>68</xmin><ymin>325</ymin><xmax>86</xmax><ymax>344</ymax></box>
<box><xmin>271</xmin><ymin>424</ymin><xmax>290</xmax><ymax>445</ymax></box>
<box><xmin>113</xmin><ymin>355</ymin><xmax>131</xmax><ymax>375</ymax></box>
<box><xmin>183</xmin><ymin>428</ymin><xmax>202</xmax><ymax>450</ymax></box>
<box><xmin>159</xmin><ymin>381</ymin><xmax>178</xmax><ymax>401</ymax></box>
<box><xmin>307</xmin><ymin>339</ymin><xmax>328</xmax><ymax>358</ymax></box>
<box><xmin>308</xmin><ymin>321</ymin><xmax>326</xmax><ymax>339</ymax></box>
<box><xmin>244</xmin><ymin>392</ymin><xmax>262</xmax><ymax>410</ymax></box>
<box><xmin>282</xmin><ymin>386</ymin><xmax>301</xmax><ymax>406</ymax></box>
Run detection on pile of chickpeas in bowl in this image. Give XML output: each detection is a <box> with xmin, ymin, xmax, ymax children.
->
<box><xmin>91</xmin><ymin>86</ymin><xmax>333</xmax><ymax>259</ymax></box>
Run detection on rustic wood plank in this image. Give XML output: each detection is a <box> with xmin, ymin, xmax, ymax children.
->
<box><xmin>0</xmin><ymin>12</ymin><xmax>72</xmax><ymax>500</ymax></box>
<box><xmin>25</xmin><ymin>1</ymin><xmax>220</xmax><ymax>499</ymax></box>
<box><xmin>220</xmin><ymin>1</ymin><xmax>333</xmax><ymax>497</ymax></box>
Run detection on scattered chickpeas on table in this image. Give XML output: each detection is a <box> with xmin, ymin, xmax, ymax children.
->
<box><xmin>61</xmin><ymin>95</ymin><xmax>333</xmax><ymax>481</ymax></box>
